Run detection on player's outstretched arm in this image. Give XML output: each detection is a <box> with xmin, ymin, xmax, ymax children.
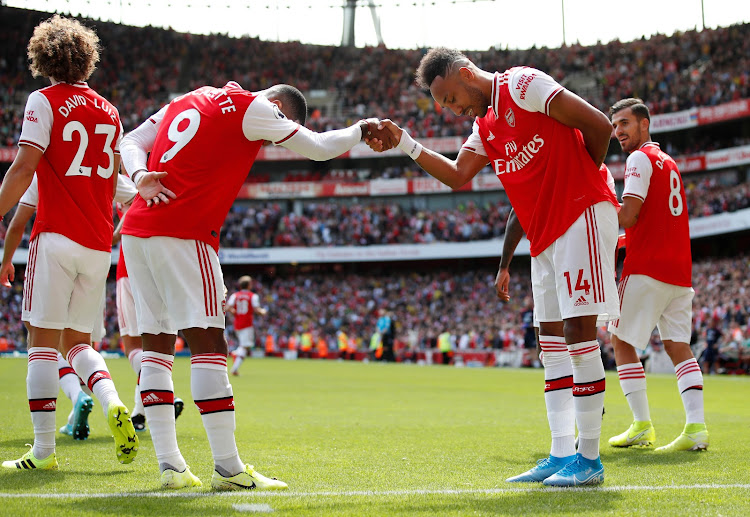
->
<box><xmin>548</xmin><ymin>90</ymin><xmax>612</xmax><ymax>168</ymax></box>
<box><xmin>0</xmin><ymin>203</ymin><xmax>35</xmax><ymax>288</ymax></box>
<box><xmin>495</xmin><ymin>208</ymin><xmax>524</xmax><ymax>302</ymax></box>
<box><xmin>279</xmin><ymin>118</ymin><xmax>395</xmax><ymax>161</ymax></box>
<box><xmin>376</xmin><ymin>119</ymin><xmax>487</xmax><ymax>189</ymax></box>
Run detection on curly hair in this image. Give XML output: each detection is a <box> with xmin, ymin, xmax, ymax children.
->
<box><xmin>415</xmin><ymin>47</ymin><xmax>471</xmax><ymax>90</ymax></box>
<box><xmin>27</xmin><ymin>15</ymin><xmax>100</xmax><ymax>84</ymax></box>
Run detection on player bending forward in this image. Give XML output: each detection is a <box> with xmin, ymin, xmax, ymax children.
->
<box><xmin>370</xmin><ymin>48</ymin><xmax>619</xmax><ymax>487</ymax></box>
<box><xmin>120</xmin><ymin>79</ymin><xmax>394</xmax><ymax>489</ymax></box>
<box><xmin>608</xmin><ymin>98</ymin><xmax>708</xmax><ymax>452</ymax></box>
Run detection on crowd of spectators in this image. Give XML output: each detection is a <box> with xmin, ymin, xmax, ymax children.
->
<box><xmin>1</xmin><ymin>176</ymin><xmax>748</xmax><ymax>251</ymax></box>
<box><xmin>0</xmin><ymin>7</ymin><xmax>748</xmax><ymax>371</ymax></box>
<box><xmin>1</xmin><ymin>6</ymin><xmax>749</xmax><ymax>143</ymax></box>
<box><xmin>686</xmin><ymin>176</ymin><xmax>750</xmax><ymax>218</ymax></box>
<box><xmin>220</xmin><ymin>198</ymin><xmax>512</xmax><ymax>248</ymax></box>
<box><xmin>0</xmin><ymin>256</ymin><xmax>747</xmax><ymax>374</ymax></box>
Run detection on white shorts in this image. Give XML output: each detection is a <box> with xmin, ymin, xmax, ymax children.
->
<box><xmin>236</xmin><ymin>326</ymin><xmax>255</xmax><ymax>349</ymax></box>
<box><xmin>122</xmin><ymin>235</ymin><xmax>226</xmax><ymax>335</ymax></box>
<box><xmin>116</xmin><ymin>277</ymin><xmax>139</xmax><ymax>337</ymax></box>
<box><xmin>532</xmin><ymin>202</ymin><xmax>619</xmax><ymax>323</ymax></box>
<box><xmin>608</xmin><ymin>274</ymin><xmax>694</xmax><ymax>349</ymax></box>
<box><xmin>22</xmin><ymin>232</ymin><xmax>109</xmax><ymax>333</ymax></box>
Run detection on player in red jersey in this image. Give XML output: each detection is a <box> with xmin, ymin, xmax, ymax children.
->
<box><xmin>371</xmin><ymin>48</ymin><xmax>619</xmax><ymax>486</ymax></box>
<box><xmin>1</xmin><ymin>173</ymin><xmax>144</xmax><ymax>441</ymax></box>
<box><xmin>608</xmin><ymin>98</ymin><xmax>708</xmax><ymax>452</ymax></box>
<box><xmin>227</xmin><ymin>275</ymin><xmax>267</xmax><ymax>376</ymax></box>
<box><xmin>119</xmin><ymin>80</ymin><xmax>394</xmax><ymax>490</ymax></box>
<box><xmin>0</xmin><ymin>15</ymin><xmax>137</xmax><ymax>471</ymax></box>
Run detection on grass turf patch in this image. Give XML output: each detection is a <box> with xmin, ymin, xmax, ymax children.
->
<box><xmin>1</xmin><ymin>357</ymin><xmax>748</xmax><ymax>515</ymax></box>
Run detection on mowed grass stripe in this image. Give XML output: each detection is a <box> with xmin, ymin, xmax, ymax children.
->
<box><xmin>1</xmin><ymin>483</ymin><xmax>749</xmax><ymax>499</ymax></box>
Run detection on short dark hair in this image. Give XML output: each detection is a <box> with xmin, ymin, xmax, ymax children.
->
<box><xmin>265</xmin><ymin>84</ymin><xmax>307</xmax><ymax>125</ymax></box>
<box><xmin>27</xmin><ymin>15</ymin><xmax>100</xmax><ymax>83</ymax></box>
<box><xmin>415</xmin><ymin>47</ymin><xmax>471</xmax><ymax>89</ymax></box>
<box><xmin>609</xmin><ymin>98</ymin><xmax>650</xmax><ymax>121</ymax></box>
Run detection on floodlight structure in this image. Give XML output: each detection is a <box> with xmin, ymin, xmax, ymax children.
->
<box><xmin>341</xmin><ymin>0</ymin><xmax>383</xmax><ymax>47</ymax></box>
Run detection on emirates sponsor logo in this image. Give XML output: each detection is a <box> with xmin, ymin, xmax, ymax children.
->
<box><xmin>25</xmin><ymin>110</ymin><xmax>38</xmax><ymax>123</ymax></box>
<box><xmin>493</xmin><ymin>134</ymin><xmax>545</xmax><ymax>175</ymax></box>
<box><xmin>505</xmin><ymin>108</ymin><xmax>516</xmax><ymax>127</ymax></box>
<box><xmin>574</xmin><ymin>296</ymin><xmax>589</xmax><ymax>306</ymax></box>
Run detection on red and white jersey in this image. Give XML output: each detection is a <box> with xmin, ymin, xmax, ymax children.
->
<box><xmin>20</xmin><ymin>172</ymin><xmax>136</xmax><ymax>209</ymax></box>
<box><xmin>462</xmin><ymin>68</ymin><xmax>618</xmax><ymax>256</ymax></box>
<box><xmin>226</xmin><ymin>289</ymin><xmax>260</xmax><ymax>330</ymax></box>
<box><xmin>621</xmin><ymin>142</ymin><xmax>692</xmax><ymax>287</ymax></box>
<box><xmin>122</xmin><ymin>82</ymin><xmax>301</xmax><ymax>251</ymax></box>
<box><xmin>19</xmin><ymin>82</ymin><xmax>122</xmax><ymax>252</ymax></box>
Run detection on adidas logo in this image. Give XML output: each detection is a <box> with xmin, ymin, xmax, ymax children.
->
<box><xmin>89</xmin><ymin>371</ymin><xmax>110</xmax><ymax>386</ymax></box>
<box><xmin>487</xmin><ymin>131</ymin><xmax>496</xmax><ymax>141</ymax></box>
<box><xmin>43</xmin><ymin>401</ymin><xmax>56</xmax><ymax>410</ymax></box>
<box><xmin>574</xmin><ymin>296</ymin><xmax>589</xmax><ymax>306</ymax></box>
<box><xmin>142</xmin><ymin>392</ymin><xmax>163</xmax><ymax>404</ymax></box>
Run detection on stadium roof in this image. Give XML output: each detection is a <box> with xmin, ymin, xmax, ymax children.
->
<box><xmin>4</xmin><ymin>0</ymin><xmax>750</xmax><ymax>51</ymax></box>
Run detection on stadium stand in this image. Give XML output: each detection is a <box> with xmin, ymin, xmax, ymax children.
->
<box><xmin>0</xmin><ymin>6</ymin><xmax>748</xmax><ymax>375</ymax></box>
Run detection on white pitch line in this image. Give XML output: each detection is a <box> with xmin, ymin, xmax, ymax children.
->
<box><xmin>0</xmin><ymin>483</ymin><xmax>749</xmax><ymax>499</ymax></box>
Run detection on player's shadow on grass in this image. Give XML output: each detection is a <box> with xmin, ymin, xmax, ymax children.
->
<box><xmin>0</xmin><ymin>435</ymin><xmax>131</xmax><ymax>447</ymax></box>
<box><xmin>491</xmin><ymin>449</ymin><xmax>551</xmax><ymax>467</ymax></box>
<box><xmin>0</xmin><ymin>468</ymin><xmax>131</xmax><ymax>491</ymax></box>
<box><xmin>602</xmin><ymin>448</ymin><xmax>707</xmax><ymax>466</ymax></box>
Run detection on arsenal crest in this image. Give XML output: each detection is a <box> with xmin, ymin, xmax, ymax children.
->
<box><xmin>505</xmin><ymin>108</ymin><xmax>515</xmax><ymax>127</ymax></box>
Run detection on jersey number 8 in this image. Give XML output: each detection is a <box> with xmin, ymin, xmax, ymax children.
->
<box><xmin>668</xmin><ymin>169</ymin><xmax>683</xmax><ymax>216</ymax></box>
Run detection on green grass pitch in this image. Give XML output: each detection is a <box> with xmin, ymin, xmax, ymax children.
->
<box><xmin>0</xmin><ymin>357</ymin><xmax>748</xmax><ymax>515</ymax></box>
